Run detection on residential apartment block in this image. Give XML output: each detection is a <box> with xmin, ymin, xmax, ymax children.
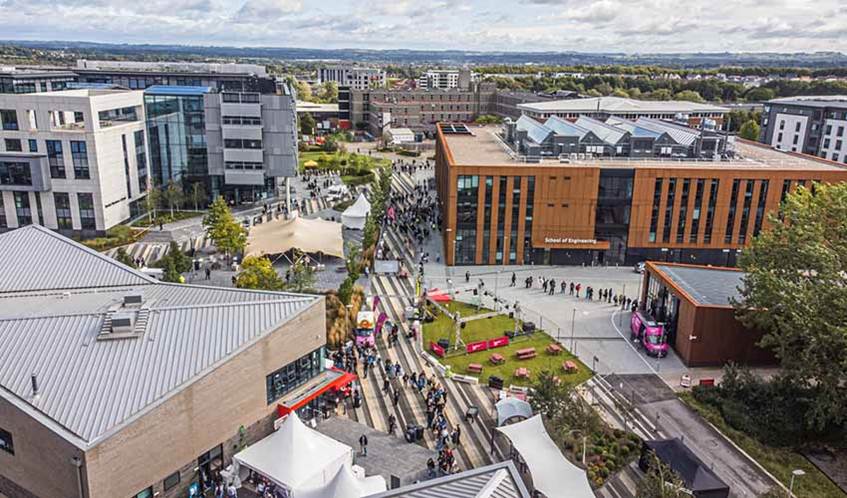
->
<box><xmin>417</xmin><ymin>69</ymin><xmax>473</xmax><ymax>90</ymax></box>
<box><xmin>0</xmin><ymin>89</ymin><xmax>149</xmax><ymax>235</ymax></box>
<box><xmin>318</xmin><ymin>65</ymin><xmax>386</xmax><ymax>90</ymax></box>
<box><xmin>760</xmin><ymin>96</ymin><xmax>847</xmax><ymax>165</ymax></box>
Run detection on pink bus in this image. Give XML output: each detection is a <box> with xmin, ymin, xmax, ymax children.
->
<box><xmin>630</xmin><ymin>311</ymin><xmax>669</xmax><ymax>358</ymax></box>
<box><xmin>355</xmin><ymin>311</ymin><xmax>376</xmax><ymax>347</ymax></box>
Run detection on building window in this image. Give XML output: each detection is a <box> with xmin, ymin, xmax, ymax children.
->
<box><xmin>795</xmin><ymin>122</ymin><xmax>801</xmax><ymax>132</ymax></box>
<box><xmin>54</xmin><ymin>192</ymin><xmax>73</xmax><ymax>230</ymax></box>
<box><xmin>524</xmin><ymin>176</ymin><xmax>535</xmax><ymax>263</ymax></box>
<box><xmin>823</xmin><ymin>138</ymin><xmax>831</xmax><ymax>149</ymax></box>
<box><xmin>266</xmin><ymin>347</ymin><xmax>325</xmax><ymax>404</ymax></box>
<box><xmin>662</xmin><ymin>178</ymin><xmax>677</xmax><ymax>243</ymax></box>
<box><xmin>704</xmin><ymin>179</ymin><xmax>719</xmax><ymax>244</ymax></box>
<box><xmin>456</xmin><ymin>175</ymin><xmax>480</xmax><ymax>264</ymax></box>
<box><xmin>724</xmin><ymin>179</ymin><xmax>741</xmax><ymax>244</ymax></box>
<box><xmin>752</xmin><ymin>180</ymin><xmax>769</xmax><ymax>237</ymax></box>
<box><xmin>0</xmin><ymin>427</ymin><xmax>13</xmax><ymax>455</ymax></box>
<box><xmin>134</xmin><ymin>130</ymin><xmax>147</xmax><ymax>193</ymax></box>
<box><xmin>481</xmin><ymin>176</ymin><xmax>493</xmax><ymax>263</ymax></box>
<box><xmin>13</xmin><ymin>191</ymin><xmax>32</xmax><ymax>225</ymax></box>
<box><xmin>121</xmin><ymin>135</ymin><xmax>131</xmax><ymax>199</ymax></box>
<box><xmin>46</xmin><ymin>140</ymin><xmax>65</xmax><ymax>178</ymax></box>
<box><xmin>648</xmin><ymin>178</ymin><xmax>663</xmax><ymax>243</ymax></box>
<box><xmin>689</xmin><ymin>179</ymin><xmax>705</xmax><ymax>243</ymax></box>
<box><xmin>28</xmin><ymin>139</ymin><xmax>37</xmax><ymax>152</ymax></box>
<box><xmin>0</xmin><ymin>161</ymin><xmax>32</xmax><ymax>186</ymax></box>
<box><xmin>163</xmin><ymin>471</ymin><xmax>180</xmax><ymax>491</ymax></box>
<box><xmin>0</xmin><ymin>109</ymin><xmax>18</xmax><ymax>130</ymax></box>
<box><xmin>737</xmin><ymin>180</ymin><xmax>755</xmax><ymax>244</ymax></box>
<box><xmin>77</xmin><ymin>193</ymin><xmax>96</xmax><ymax>230</ymax></box>
<box><xmin>70</xmin><ymin>141</ymin><xmax>90</xmax><ymax>179</ymax></box>
<box><xmin>4</xmin><ymin>138</ymin><xmax>22</xmax><ymax>152</ymax></box>
<box><xmin>676</xmin><ymin>179</ymin><xmax>691</xmax><ymax>243</ymax></box>
<box><xmin>496</xmin><ymin>176</ymin><xmax>507</xmax><ymax>263</ymax></box>
<box><xmin>224</xmin><ymin>139</ymin><xmax>262</xmax><ymax>149</ymax></box>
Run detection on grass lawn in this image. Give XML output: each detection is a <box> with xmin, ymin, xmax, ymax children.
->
<box><xmin>424</xmin><ymin>300</ymin><xmax>592</xmax><ymax>387</ymax></box>
<box><xmin>680</xmin><ymin>392</ymin><xmax>846</xmax><ymax>498</ymax></box>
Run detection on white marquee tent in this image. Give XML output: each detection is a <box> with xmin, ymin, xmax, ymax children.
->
<box><xmin>246</xmin><ymin>216</ymin><xmax>344</xmax><ymax>258</ymax></box>
<box><xmin>233</xmin><ymin>414</ymin><xmax>353</xmax><ymax>494</ymax></box>
<box><xmin>297</xmin><ymin>463</ymin><xmax>386</xmax><ymax>498</ymax></box>
<box><xmin>341</xmin><ymin>193</ymin><xmax>371</xmax><ymax>230</ymax></box>
<box><xmin>496</xmin><ymin>415</ymin><xmax>594</xmax><ymax>498</ymax></box>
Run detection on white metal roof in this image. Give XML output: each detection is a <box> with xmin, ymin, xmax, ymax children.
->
<box><xmin>0</xmin><ymin>226</ymin><xmax>321</xmax><ymax>449</ymax></box>
<box><xmin>516</xmin><ymin>115</ymin><xmax>552</xmax><ymax>144</ymax></box>
<box><xmin>635</xmin><ymin>117</ymin><xmax>700</xmax><ymax>146</ymax></box>
<box><xmin>518</xmin><ymin>96</ymin><xmax>728</xmax><ymax>114</ymax></box>
<box><xmin>575</xmin><ymin>116</ymin><xmax>629</xmax><ymax>144</ymax></box>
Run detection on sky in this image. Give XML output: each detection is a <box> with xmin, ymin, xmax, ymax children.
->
<box><xmin>0</xmin><ymin>0</ymin><xmax>845</xmax><ymax>53</ymax></box>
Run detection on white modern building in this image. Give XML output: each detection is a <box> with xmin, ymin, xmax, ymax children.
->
<box><xmin>76</xmin><ymin>59</ymin><xmax>268</xmax><ymax>78</ymax></box>
<box><xmin>317</xmin><ymin>66</ymin><xmax>386</xmax><ymax>90</ymax></box>
<box><xmin>518</xmin><ymin>96</ymin><xmax>728</xmax><ymax>127</ymax></box>
<box><xmin>0</xmin><ymin>88</ymin><xmax>149</xmax><ymax>235</ymax></box>
<box><xmin>761</xmin><ymin>96</ymin><xmax>847</xmax><ymax>162</ymax></box>
<box><xmin>417</xmin><ymin>69</ymin><xmax>474</xmax><ymax>91</ymax></box>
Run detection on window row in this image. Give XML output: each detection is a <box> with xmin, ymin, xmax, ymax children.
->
<box><xmin>224</xmin><ymin>138</ymin><xmax>262</xmax><ymax>150</ymax></box>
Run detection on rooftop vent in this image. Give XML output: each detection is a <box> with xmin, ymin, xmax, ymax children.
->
<box><xmin>110</xmin><ymin>312</ymin><xmax>135</xmax><ymax>334</ymax></box>
<box><xmin>98</xmin><ymin>308</ymin><xmax>149</xmax><ymax>340</ymax></box>
<box><xmin>123</xmin><ymin>294</ymin><xmax>143</xmax><ymax>307</ymax></box>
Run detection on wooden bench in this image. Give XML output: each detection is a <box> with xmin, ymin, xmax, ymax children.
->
<box><xmin>546</xmin><ymin>343</ymin><xmax>563</xmax><ymax>355</ymax></box>
<box><xmin>699</xmin><ymin>378</ymin><xmax>716</xmax><ymax>387</ymax></box>
<box><xmin>516</xmin><ymin>348</ymin><xmax>537</xmax><ymax>360</ymax></box>
<box><xmin>489</xmin><ymin>353</ymin><xmax>505</xmax><ymax>365</ymax></box>
<box><xmin>467</xmin><ymin>363</ymin><xmax>483</xmax><ymax>374</ymax></box>
<box><xmin>563</xmin><ymin>360</ymin><xmax>579</xmax><ymax>373</ymax></box>
<box><xmin>514</xmin><ymin>367</ymin><xmax>531</xmax><ymax>379</ymax></box>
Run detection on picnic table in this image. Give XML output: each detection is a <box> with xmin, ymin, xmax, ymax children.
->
<box><xmin>467</xmin><ymin>363</ymin><xmax>483</xmax><ymax>374</ymax></box>
<box><xmin>563</xmin><ymin>360</ymin><xmax>579</xmax><ymax>373</ymax></box>
<box><xmin>489</xmin><ymin>353</ymin><xmax>505</xmax><ymax>365</ymax></box>
<box><xmin>515</xmin><ymin>367</ymin><xmax>530</xmax><ymax>379</ymax></box>
<box><xmin>546</xmin><ymin>343</ymin><xmax>563</xmax><ymax>355</ymax></box>
<box><xmin>516</xmin><ymin>348</ymin><xmax>537</xmax><ymax>360</ymax></box>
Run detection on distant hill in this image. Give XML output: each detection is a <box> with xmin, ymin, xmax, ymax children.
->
<box><xmin>3</xmin><ymin>39</ymin><xmax>847</xmax><ymax>68</ymax></box>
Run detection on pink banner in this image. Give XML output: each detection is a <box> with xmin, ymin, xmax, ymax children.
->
<box><xmin>488</xmin><ymin>336</ymin><xmax>510</xmax><ymax>349</ymax></box>
<box><xmin>430</xmin><ymin>342</ymin><xmax>445</xmax><ymax>357</ymax></box>
<box><xmin>466</xmin><ymin>341</ymin><xmax>489</xmax><ymax>354</ymax></box>
<box><xmin>375</xmin><ymin>313</ymin><xmax>387</xmax><ymax>335</ymax></box>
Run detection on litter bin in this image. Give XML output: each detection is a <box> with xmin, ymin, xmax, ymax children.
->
<box><xmin>488</xmin><ymin>376</ymin><xmax>504</xmax><ymax>390</ymax></box>
<box><xmin>437</xmin><ymin>338</ymin><xmax>450</xmax><ymax>350</ymax></box>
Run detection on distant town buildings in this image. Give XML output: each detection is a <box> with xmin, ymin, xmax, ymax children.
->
<box><xmin>318</xmin><ymin>65</ymin><xmax>386</xmax><ymax>90</ymax></box>
<box><xmin>518</xmin><ymin>96</ymin><xmax>729</xmax><ymax>127</ymax></box>
<box><xmin>0</xmin><ymin>224</ymin><xmax>327</xmax><ymax>498</ymax></box>
<box><xmin>0</xmin><ymin>88</ymin><xmax>148</xmax><ymax>235</ymax></box>
<box><xmin>760</xmin><ymin>95</ymin><xmax>847</xmax><ymax>164</ymax></box>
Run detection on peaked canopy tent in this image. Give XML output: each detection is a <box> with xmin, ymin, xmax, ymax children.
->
<box><xmin>496</xmin><ymin>415</ymin><xmax>594</xmax><ymax>498</ymax></box>
<box><xmin>496</xmin><ymin>397</ymin><xmax>533</xmax><ymax>427</ymax></box>
<box><xmin>246</xmin><ymin>216</ymin><xmax>344</xmax><ymax>259</ymax></box>
<box><xmin>297</xmin><ymin>463</ymin><xmax>386</xmax><ymax>498</ymax></box>
<box><xmin>341</xmin><ymin>193</ymin><xmax>371</xmax><ymax>230</ymax></box>
<box><xmin>233</xmin><ymin>414</ymin><xmax>353</xmax><ymax>494</ymax></box>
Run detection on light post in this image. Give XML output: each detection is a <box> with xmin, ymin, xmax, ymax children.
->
<box><xmin>570</xmin><ymin>308</ymin><xmax>576</xmax><ymax>350</ymax></box>
<box><xmin>788</xmin><ymin>469</ymin><xmax>805</xmax><ymax>497</ymax></box>
<box><xmin>494</xmin><ymin>270</ymin><xmax>501</xmax><ymax>311</ymax></box>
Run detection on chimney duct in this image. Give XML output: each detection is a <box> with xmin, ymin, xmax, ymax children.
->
<box><xmin>31</xmin><ymin>373</ymin><xmax>39</xmax><ymax>397</ymax></box>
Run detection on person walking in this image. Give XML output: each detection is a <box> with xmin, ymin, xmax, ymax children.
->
<box><xmin>393</xmin><ymin>388</ymin><xmax>401</xmax><ymax>407</ymax></box>
<box><xmin>511</xmin><ymin>272</ymin><xmax>516</xmax><ymax>287</ymax></box>
<box><xmin>359</xmin><ymin>433</ymin><xmax>369</xmax><ymax>456</ymax></box>
<box><xmin>388</xmin><ymin>414</ymin><xmax>397</xmax><ymax>435</ymax></box>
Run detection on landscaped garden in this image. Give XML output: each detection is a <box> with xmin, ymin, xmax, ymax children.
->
<box><xmin>422</xmin><ymin>300</ymin><xmax>591</xmax><ymax>387</ymax></box>
<box><xmin>299</xmin><ymin>150</ymin><xmax>390</xmax><ymax>186</ymax></box>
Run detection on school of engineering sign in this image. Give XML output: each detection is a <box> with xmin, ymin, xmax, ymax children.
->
<box><xmin>544</xmin><ymin>237</ymin><xmax>599</xmax><ymax>245</ymax></box>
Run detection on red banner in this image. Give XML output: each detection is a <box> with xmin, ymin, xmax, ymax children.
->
<box><xmin>488</xmin><ymin>336</ymin><xmax>510</xmax><ymax>349</ymax></box>
<box><xmin>466</xmin><ymin>341</ymin><xmax>489</xmax><ymax>354</ymax></box>
<box><xmin>430</xmin><ymin>342</ymin><xmax>445</xmax><ymax>357</ymax></box>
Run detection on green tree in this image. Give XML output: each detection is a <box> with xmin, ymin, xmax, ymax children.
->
<box><xmin>203</xmin><ymin>196</ymin><xmax>247</xmax><ymax>261</ymax></box>
<box><xmin>236</xmin><ymin>256</ymin><xmax>285</xmax><ymax>290</ymax></box>
<box><xmin>646</xmin><ymin>89</ymin><xmax>673</xmax><ymax>100</ymax></box>
<box><xmin>322</xmin><ymin>136</ymin><xmax>339</xmax><ymax>153</ymax></box>
<box><xmin>113</xmin><ymin>247</ymin><xmax>136</xmax><ymax>268</ymax></box>
<box><xmin>294</xmin><ymin>80</ymin><xmax>313</xmax><ymax>102</ymax></box>
<box><xmin>300</xmin><ymin>111</ymin><xmax>316</xmax><ymax>136</ymax></box>
<box><xmin>162</xmin><ymin>180</ymin><xmax>184</xmax><ymax>217</ymax></box>
<box><xmin>285</xmin><ymin>252</ymin><xmax>316</xmax><ymax>292</ymax></box>
<box><xmin>673</xmin><ymin>90</ymin><xmax>705</xmax><ymax>103</ymax></box>
<box><xmin>145</xmin><ymin>186</ymin><xmax>161</xmax><ymax>221</ymax></box>
<box><xmin>162</xmin><ymin>257</ymin><xmax>182</xmax><ymax>283</ymax></box>
<box><xmin>734</xmin><ymin>182</ymin><xmax>847</xmax><ymax>429</ymax></box>
<box><xmin>166</xmin><ymin>240</ymin><xmax>193</xmax><ymax>273</ymax></box>
<box><xmin>318</xmin><ymin>81</ymin><xmax>338</xmax><ymax>103</ymax></box>
<box><xmin>636</xmin><ymin>451</ymin><xmax>688</xmax><ymax>498</ymax></box>
<box><xmin>738</xmin><ymin>120</ymin><xmax>761</xmax><ymax>141</ymax></box>
<box><xmin>189</xmin><ymin>182</ymin><xmax>206</xmax><ymax>211</ymax></box>
<box><xmin>744</xmin><ymin>87</ymin><xmax>776</xmax><ymax>102</ymax></box>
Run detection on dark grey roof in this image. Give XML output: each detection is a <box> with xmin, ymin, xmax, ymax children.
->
<box><xmin>769</xmin><ymin>96</ymin><xmax>847</xmax><ymax>110</ymax></box>
<box><xmin>652</xmin><ymin>263</ymin><xmax>745</xmax><ymax>307</ymax></box>
<box><xmin>0</xmin><ymin>226</ymin><xmax>321</xmax><ymax>449</ymax></box>
<box><xmin>365</xmin><ymin>462</ymin><xmax>530</xmax><ymax>498</ymax></box>
<box><xmin>0</xmin><ymin>225</ymin><xmax>153</xmax><ymax>293</ymax></box>
<box><xmin>645</xmin><ymin>439</ymin><xmax>729</xmax><ymax>493</ymax></box>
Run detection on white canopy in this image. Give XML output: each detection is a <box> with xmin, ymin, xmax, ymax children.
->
<box><xmin>341</xmin><ymin>193</ymin><xmax>371</xmax><ymax>230</ymax></box>
<box><xmin>496</xmin><ymin>415</ymin><xmax>594</xmax><ymax>498</ymax></box>
<box><xmin>495</xmin><ymin>397</ymin><xmax>533</xmax><ymax>427</ymax></box>
<box><xmin>297</xmin><ymin>463</ymin><xmax>386</xmax><ymax>498</ymax></box>
<box><xmin>233</xmin><ymin>414</ymin><xmax>353</xmax><ymax>493</ymax></box>
<box><xmin>246</xmin><ymin>216</ymin><xmax>344</xmax><ymax>258</ymax></box>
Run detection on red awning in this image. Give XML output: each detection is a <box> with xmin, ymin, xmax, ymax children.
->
<box><xmin>276</xmin><ymin>368</ymin><xmax>357</xmax><ymax>417</ymax></box>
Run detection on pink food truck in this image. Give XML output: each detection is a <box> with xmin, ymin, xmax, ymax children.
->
<box><xmin>630</xmin><ymin>311</ymin><xmax>669</xmax><ymax>357</ymax></box>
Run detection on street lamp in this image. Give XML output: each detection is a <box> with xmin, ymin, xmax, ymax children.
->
<box><xmin>788</xmin><ymin>469</ymin><xmax>805</xmax><ymax>497</ymax></box>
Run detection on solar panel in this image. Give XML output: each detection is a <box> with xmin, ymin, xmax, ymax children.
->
<box><xmin>440</xmin><ymin>123</ymin><xmax>473</xmax><ymax>135</ymax></box>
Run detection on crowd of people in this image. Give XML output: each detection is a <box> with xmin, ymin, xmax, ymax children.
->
<box><xmin>512</xmin><ymin>272</ymin><xmax>639</xmax><ymax>311</ymax></box>
<box><xmin>388</xmin><ymin>165</ymin><xmax>441</xmax><ymax>250</ymax></box>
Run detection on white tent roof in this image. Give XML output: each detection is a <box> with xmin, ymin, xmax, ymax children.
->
<box><xmin>495</xmin><ymin>397</ymin><xmax>533</xmax><ymax>427</ymax></box>
<box><xmin>298</xmin><ymin>463</ymin><xmax>386</xmax><ymax>498</ymax></box>
<box><xmin>246</xmin><ymin>216</ymin><xmax>344</xmax><ymax>258</ymax></box>
<box><xmin>341</xmin><ymin>193</ymin><xmax>371</xmax><ymax>229</ymax></box>
<box><xmin>496</xmin><ymin>415</ymin><xmax>594</xmax><ymax>498</ymax></box>
<box><xmin>234</xmin><ymin>414</ymin><xmax>352</xmax><ymax>491</ymax></box>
